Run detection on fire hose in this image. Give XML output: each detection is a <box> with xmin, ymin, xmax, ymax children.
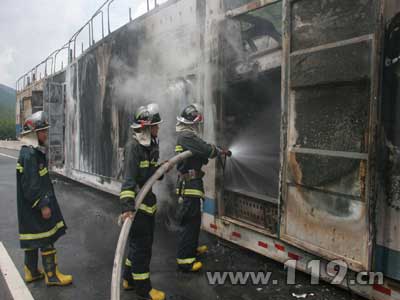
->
<box><xmin>110</xmin><ymin>150</ymin><xmax>193</xmax><ymax>300</ymax></box>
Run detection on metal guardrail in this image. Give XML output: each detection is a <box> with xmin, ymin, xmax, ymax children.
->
<box><xmin>16</xmin><ymin>0</ymin><xmax>160</xmax><ymax>92</ymax></box>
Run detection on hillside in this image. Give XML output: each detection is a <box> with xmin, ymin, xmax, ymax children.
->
<box><xmin>0</xmin><ymin>83</ymin><xmax>16</xmax><ymax>139</ymax></box>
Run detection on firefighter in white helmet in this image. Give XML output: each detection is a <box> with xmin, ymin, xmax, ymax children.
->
<box><xmin>120</xmin><ymin>103</ymin><xmax>166</xmax><ymax>300</ymax></box>
<box><xmin>16</xmin><ymin>111</ymin><xmax>72</xmax><ymax>286</ymax></box>
<box><xmin>174</xmin><ymin>104</ymin><xmax>231</xmax><ymax>272</ymax></box>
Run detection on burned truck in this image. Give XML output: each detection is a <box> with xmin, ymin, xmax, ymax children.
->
<box><xmin>15</xmin><ymin>0</ymin><xmax>400</xmax><ymax>298</ymax></box>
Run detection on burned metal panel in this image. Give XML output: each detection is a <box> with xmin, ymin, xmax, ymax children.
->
<box><xmin>292</xmin><ymin>84</ymin><xmax>370</xmax><ymax>152</ymax></box>
<box><xmin>43</xmin><ymin>81</ymin><xmax>65</xmax><ymax>167</ymax></box>
<box><xmin>64</xmin><ymin>62</ymin><xmax>79</xmax><ymax>173</ymax></box>
<box><xmin>76</xmin><ymin>24</ymin><xmax>196</xmax><ymax>178</ymax></box>
<box><xmin>291</xmin><ymin>0</ymin><xmax>378</xmax><ymax>52</ymax></box>
<box><xmin>31</xmin><ymin>91</ymin><xmax>43</xmax><ymax>113</ymax></box>
<box><xmin>284</xmin><ymin>185</ymin><xmax>369</xmax><ymax>270</ymax></box>
<box><xmin>221</xmin><ymin>2</ymin><xmax>282</xmax><ymax>82</ymax></box>
<box><xmin>280</xmin><ymin>0</ymin><xmax>383</xmax><ymax>271</ymax></box>
<box><xmin>65</xmin><ymin>0</ymin><xmax>201</xmax><ymax>185</ymax></box>
<box><xmin>22</xmin><ymin>97</ymin><xmax>32</xmax><ymax>120</ymax></box>
<box><xmin>51</xmin><ymin>71</ymin><xmax>66</xmax><ymax>84</ymax></box>
<box><xmin>290</xmin><ymin>41</ymin><xmax>372</xmax><ymax>88</ymax></box>
<box><xmin>78</xmin><ymin>43</ymin><xmax>117</xmax><ymax>178</ymax></box>
<box><xmin>287</xmin><ymin>153</ymin><xmax>364</xmax><ymax>198</ymax></box>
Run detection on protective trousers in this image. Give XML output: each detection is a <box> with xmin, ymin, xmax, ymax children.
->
<box><xmin>24</xmin><ymin>245</ymin><xmax>54</xmax><ymax>271</ymax></box>
<box><xmin>176</xmin><ymin>196</ymin><xmax>202</xmax><ymax>270</ymax></box>
<box><xmin>25</xmin><ymin>248</ymin><xmax>40</xmax><ymax>273</ymax></box>
<box><xmin>125</xmin><ymin>211</ymin><xmax>155</xmax><ymax>297</ymax></box>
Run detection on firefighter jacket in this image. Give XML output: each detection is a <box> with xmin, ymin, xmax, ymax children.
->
<box><xmin>120</xmin><ymin>136</ymin><xmax>161</xmax><ymax>215</ymax></box>
<box><xmin>16</xmin><ymin>145</ymin><xmax>66</xmax><ymax>249</ymax></box>
<box><xmin>175</xmin><ymin>130</ymin><xmax>218</xmax><ymax>198</ymax></box>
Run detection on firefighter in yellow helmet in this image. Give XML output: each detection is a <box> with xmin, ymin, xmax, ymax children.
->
<box><xmin>16</xmin><ymin>111</ymin><xmax>72</xmax><ymax>286</ymax></box>
<box><xmin>120</xmin><ymin>104</ymin><xmax>166</xmax><ymax>300</ymax></box>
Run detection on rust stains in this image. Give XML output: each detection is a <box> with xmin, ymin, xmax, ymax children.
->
<box><xmin>359</xmin><ymin>160</ymin><xmax>367</xmax><ymax>202</ymax></box>
<box><xmin>288</xmin><ymin>151</ymin><xmax>303</xmax><ymax>185</ymax></box>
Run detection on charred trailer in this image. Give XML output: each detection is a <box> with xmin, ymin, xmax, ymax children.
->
<box><xmin>14</xmin><ymin>0</ymin><xmax>400</xmax><ymax>299</ymax></box>
<box><xmin>205</xmin><ymin>0</ymin><xmax>400</xmax><ymax>299</ymax></box>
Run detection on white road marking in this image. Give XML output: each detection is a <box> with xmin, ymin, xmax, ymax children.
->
<box><xmin>0</xmin><ymin>152</ymin><xmax>17</xmax><ymax>160</ymax></box>
<box><xmin>0</xmin><ymin>242</ymin><xmax>35</xmax><ymax>300</ymax></box>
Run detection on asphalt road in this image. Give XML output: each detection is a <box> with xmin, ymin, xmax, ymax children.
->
<box><xmin>0</xmin><ymin>148</ymin><xmax>363</xmax><ymax>300</ymax></box>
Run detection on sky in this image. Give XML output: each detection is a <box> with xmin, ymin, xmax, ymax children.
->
<box><xmin>0</xmin><ymin>0</ymin><xmax>164</xmax><ymax>88</ymax></box>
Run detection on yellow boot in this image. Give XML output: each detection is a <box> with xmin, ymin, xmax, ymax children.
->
<box><xmin>122</xmin><ymin>279</ymin><xmax>135</xmax><ymax>291</ymax></box>
<box><xmin>42</xmin><ymin>249</ymin><xmax>73</xmax><ymax>286</ymax></box>
<box><xmin>190</xmin><ymin>261</ymin><xmax>203</xmax><ymax>272</ymax></box>
<box><xmin>149</xmin><ymin>288</ymin><xmax>166</xmax><ymax>300</ymax></box>
<box><xmin>177</xmin><ymin>258</ymin><xmax>203</xmax><ymax>272</ymax></box>
<box><xmin>24</xmin><ymin>249</ymin><xmax>44</xmax><ymax>283</ymax></box>
<box><xmin>196</xmin><ymin>245</ymin><xmax>208</xmax><ymax>255</ymax></box>
<box><xmin>24</xmin><ymin>265</ymin><xmax>44</xmax><ymax>283</ymax></box>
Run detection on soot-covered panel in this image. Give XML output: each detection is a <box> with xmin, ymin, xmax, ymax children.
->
<box><xmin>290</xmin><ymin>41</ymin><xmax>372</xmax><ymax>88</ymax></box>
<box><xmin>282</xmin><ymin>0</ymin><xmax>377</xmax><ymax>271</ymax></box>
<box><xmin>287</xmin><ymin>153</ymin><xmax>363</xmax><ymax>198</ymax></box>
<box><xmin>31</xmin><ymin>91</ymin><xmax>43</xmax><ymax>113</ymax></box>
<box><xmin>291</xmin><ymin>0</ymin><xmax>377</xmax><ymax>52</ymax></box>
<box><xmin>78</xmin><ymin>26</ymin><xmax>145</xmax><ymax>178</ymax></box>
<box><xmin>79</xmin><ymin>52</ymin><xmax>110</xmax><ymax>176</ymax></box>
<box><xmin>292</xmin><ymin>83</ymin><xmax>370</xmax><ymax>153</ymax></box>
<box><xmin>284</xmin><ymin>184</ymin><xmax>369</xmax><ymax>270</ymax></box>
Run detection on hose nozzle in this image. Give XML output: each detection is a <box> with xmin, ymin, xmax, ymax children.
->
<box><xmin>220</xmin><ymin>148</ymin><xmax>232</xmax><ymax>157</ymax></box>
<box><xmin>217</xmin><ymin>146</ymin><xmax>232</xmax><ymax>157</ymax></box>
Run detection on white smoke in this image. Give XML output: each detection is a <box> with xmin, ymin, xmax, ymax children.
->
<box><xmin>109</xmin><ymin>17</ymin><xmax>203</xmax><ymax>211</ymax></box>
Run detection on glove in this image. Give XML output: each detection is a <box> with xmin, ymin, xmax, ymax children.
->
<box><xmin>37</xmin><ymin>194</ymin><xmax>51</xmax><ymax>210</ymax></box>
<box><xmin>119</xmin><ymin>211</ymin><xmax>135</xmax><ymax>226</ymax></box>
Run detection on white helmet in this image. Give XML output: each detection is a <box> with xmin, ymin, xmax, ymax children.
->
<box><xmin>22</xmin><ymin>111</ymin><xmax>50</xmax><ymax>135</ymax></box>
<box><xmin>176</xmin><ymin>104</ymin><xmax>203</xmax><ymax>125</ymax></box>
<box><xmin>131</xmin><ymin>103</ymin><xmax>163</xmax><ymax>129</ymax></box>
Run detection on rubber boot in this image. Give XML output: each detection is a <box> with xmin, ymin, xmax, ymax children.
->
<box><xmin>41</xmin><ymin>249</ymin><xmax>73</xmax><ymax>286</ymax></box>
<box><xmin>190</xmin><ymin>261</ymin><xmax>202</xmax><ymax>272</ymax></box>
<box><xmin>24</xmin><ymin>249</ymin><xmax>44</xmax><ymax>283</ymax></box>
<box><xmin>149</xmin><ymin>288</ymin><xmax>166</xmax><ymax>300</ymax></box>
<box><xmin>196</xmin><ymin>245</ymin><xmax>208</xmax><ymax>256</ymax></box>
<box><xmin>122</xmin><ymin>258</ymin><xmax>135</xmax><ymax>291</ymax></box>
<box><xmin>178</xmin><ymin>260</ymin><xmax>203</xmax><ymax>272</ymax></box>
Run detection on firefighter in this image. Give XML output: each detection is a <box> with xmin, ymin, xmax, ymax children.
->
<box><xmin>174</xmin><ymin>104</ymin><xmax>230</xmax><ymax>272</ymax></box>
<box><xmin>120</xmin><ymin>103</ymin><xmax>166</xmax><ymax>300</ymax></box>
<box><xmin>16</xmin><ymin>111</ymin><xmax>72</xmax><ymax>286</ymax></box>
